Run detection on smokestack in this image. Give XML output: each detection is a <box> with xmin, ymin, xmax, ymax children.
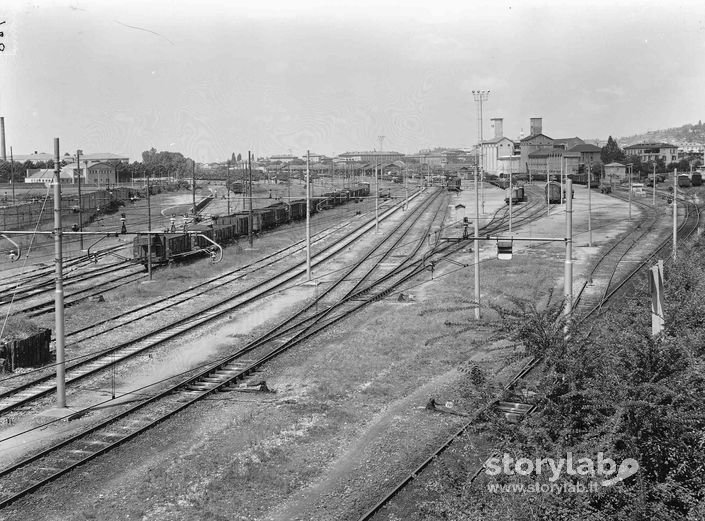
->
<box><xmin>491</xmin><ymin>118</ymin><xmax>504</xmax><ymax>139</ymax></box>
<box><xmin>530</xmin><ymin>117</ymin><xmax>542</xmax><ymax>136</ymax></box>
<box><xmin>0</xmin><ymin>117</ymin><xmax>6</xmax><ymax>161</ymax></box>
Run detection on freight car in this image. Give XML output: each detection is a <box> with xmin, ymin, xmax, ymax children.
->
<box><xmin>488</xmin><ymin>177</ymin><xmax>511</xmax><ymax>190</ymax></box>
<box><xmin>545</xmin><ymin>182</ymin><xmax>561</xmax><ymax>204</ymax></box>
<box><xmin>133</xmin><ymin>233</ymin><xmax>191</xmax><ymax>266</ymax></box>
<box><xmin>691</xmin><ymin>172</ymin><xmax>702</xmax><ymax>186</ymax></box>
<box><xmin>678</xmin><ymin>175</ymin><xmax>692</xmax><ymax>188</ymax></box>
<box><xmin>568</xmin><ymin>173</ymin><xmax>599</xmax><ymax>188</ymax></box>
<box><xmin>504</xmin><ymin>186</ymin><xmax>525</xmax><ymax>205</ymax></box>
<box><xmin>134</xmin><ymin>184</ymin><xmax>371</xmax><ymax>267</ymax></box>
<box><xmin>447</xmin><ymin>177</ymin><xmax>462</xmax><ymax>192</ymax></box>
<box><xmin>545</xmin><ymin>182</ymin><xmax>574</xmax><ymax>203</ymax></box>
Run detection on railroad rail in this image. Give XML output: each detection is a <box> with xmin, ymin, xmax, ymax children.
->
<box><xmin>0</xmin><ymin>188</ymin><xmax>449</xmax><ymax>508</ymax></box>
<box><xmin>354</xmin><ymin>187</ymin><xmax>701</xmax><ymax>521</ymax></box>
<box><xmin>0</xmin><ymin>189</ymin><xmax>426</xmax><ymax>417</ymax></box>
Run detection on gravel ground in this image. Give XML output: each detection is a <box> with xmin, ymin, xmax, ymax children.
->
<box><xmin>0</xmin><ymin>183</ymin><xmax>679</xmax><ymax>521</ymax></box>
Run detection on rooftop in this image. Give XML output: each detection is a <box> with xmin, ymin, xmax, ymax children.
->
<box><xmin>624</xmin><ymin>142</ymin><xmax>678</xmax><ymax>149</ymax></box>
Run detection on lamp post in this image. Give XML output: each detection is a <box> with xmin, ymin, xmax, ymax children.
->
<box><xmin>472</xmin><ymin>89</ymin><xmax>489</xmax><ymax>320</ymax></box>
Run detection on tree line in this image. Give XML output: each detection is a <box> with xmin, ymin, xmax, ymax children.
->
<box><xmin>0</xmin><ymin>148</ymin><xmax>197</xmax><ymax>184</ymax></box>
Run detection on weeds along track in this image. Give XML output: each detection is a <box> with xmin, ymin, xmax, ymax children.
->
<box><xmin>0</xmin><ymin>190</ymin><xmax>427</xmax><ymax>417</ymax></box>
<box><xmin>353</xmin><ymin>188</ymin><xmax>700</xmax><ymax>521</ymax></box>
<box><xmin>576</xmin><ymin>189</ymin><xmax>700</xmax><ymax>321</ymax></box>
<box><xmin>0</xmin><ymin>189</ymin><xmax>450</xmax><ymax>509</ymax></box>
<box><xmin>572</xmin><ymin>192</ymin><xmax>660</xmax><ymax>315</ymax></box>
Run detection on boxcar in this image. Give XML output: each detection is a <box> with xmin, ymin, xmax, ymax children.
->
<box><xmin>266</xmin><ymin>203</ymin><xmax>289</xmax><ymax>225</ymax></box>
<box><xmin>289</xmin><ymin>200</ymin><xmax>307</xmax><ymax>220</ymax></box>
<box><xmin>213</xmin><ymin>223</ymin><xmax>236</xmax><ymax>244</ymax></box>
<box><xmin>691</xmin><ymin>172</ymin><xmax>702</xmax><ymax>186</ymax></box>
<box><xmin>133</xmin><ymin>232</ymin><xmax>191</xmax><ymax>266</ymax></box>
<box><xmin>505</xmin><ymin>186</ymin><xmax>523</xmax><ymax>205</ymax></box>
<box><xmin>253</xmin><ymin>208</ymin><xmax>276</xmax><ymax>230</ymax></box>
<box><xmin>447</xmin><ymin>177</ymin><xmax>462</xmax><ymax>192</ymax></box>
<box><xmin>678</xmin><ymin>175</ymin><xmax>692</xmax><ymax>188</ymax></box>
<box><xmin>545</xmin><ymin>182</ymin><xmax>561</xmax><ymax>204</ymax></box>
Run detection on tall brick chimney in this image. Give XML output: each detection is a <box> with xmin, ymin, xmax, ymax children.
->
<box><xmin>530</xmin><ymin>117</ymin><xmax>542</xmax><ymax>136</ymax></box>
<box><xmin>491</xmin><ymin>118</ymin><xmax>504</xmax><ymax>139</ymax></box>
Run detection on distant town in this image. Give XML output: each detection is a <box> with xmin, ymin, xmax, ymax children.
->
<box><xmin>1</xmin><ymin>116</ymin><xmax>704</xmax><ymax>188</ymax></box>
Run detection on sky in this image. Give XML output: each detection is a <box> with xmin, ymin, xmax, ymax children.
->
<box><xmin>1</xmin><ymin>0</ymin><xmax>705</xmax><ymax>163</ymax></box>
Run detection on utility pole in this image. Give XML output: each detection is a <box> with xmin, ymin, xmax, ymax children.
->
<box><xmin>509</xmin><ymin>170</ymin><xmax>513</xmax><ymax>234</ymax></box>
<box><xmin>306</xmin><ymin>150</ymin><xmax>311</xmax><ymax>281</ymax></box>
<box><xmin>673</xmin><ymin>169</ymin><xmax>677</xmax><ymax>260</ymax></box>
<box><xmin>404</xmin><ymin>165</ymin><xmax>408</xmax><ymax>211</ymax></box>
<box><xmin>192</xmin><ymin>161</ymin><xmax>196</xmax><ymax>217</ymax></box>
<box><xmin>147</xmin><ymin>171</ymin><xmax>152</xmax><ymax>281</ymax></box>
<box><xmin>76</xmin><ymin>149</ymin><xmax>84</xmax><ymax>250</ymax></box>
<box><xmin>560</xmin><ymin>155</ymin><xmax>564</xmax><ymax>206</ymax></box>
<box><xmin>653</xmin><ymin>163</ymin><xmax>656</xmax><ymax>206</ymax></box>
<box><xmin>628</xmin><ymin>163</ymin><xmax>633</xmax><ymax>220</ymax></box>
<box><xmin>375</xmin><ymin>161</ymin><xmax>379</xmax><ymax>233</ymax></box>
<box><xmin>10</xmin><ymin>146</ymin><xmax>15</xmax><ymax>205</ymax></box>
<box><xmin>472</xmin><ymin>90</ymin><xmax>488</xmax><ymax>320</ymax></box>
<box><xmin>564</xmin><ymin>178</ymin><xmax>573</xmax><ymax>338</ymax></box>
<box><xmin>227</xmin><ymin>160</ymin><xmax>231</xmax><ymax>214</ymax></box>
<box><xmin>248</xmin><ymin>151</ymin><xmax>253</xmax><ymax>248</ymax></box>
<box><xmin>53</xmin><ymin>138</ymin><xmax>67</xmax><ymax>408</ymax></box>
<box><xmin>547</xmin><ymin>155</ymin><xmax>551</xmax><ymax>218</ymax></box>
<box><xmin>588</xmin><ymin>161</ymin><xmax>592</xmax><ymax>247</ymax></box>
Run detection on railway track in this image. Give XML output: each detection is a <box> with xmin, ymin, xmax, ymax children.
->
<box><xmin>0</xmin><ymin>188</ymin><xmax>451</xmax><ymax>509</ymax></box>
<box><xmin>0</xmin><ymin>189</ymin><xmax>426</xmax><ymax>417</ymax></box>
<box><xmin>354</xmin><ymin>187</ymin><xmax>702</xmax><ymax>521</ymax></box>
<box><xmin>0</xmin><ymin>244</ymin><xmax>129</xmax><ymax>297</ymax></box>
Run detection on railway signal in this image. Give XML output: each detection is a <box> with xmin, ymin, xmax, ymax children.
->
<box><xmin>497</xmin><ymin>239</ymin><xmax>513</xmax><ymax>260</ymax></box>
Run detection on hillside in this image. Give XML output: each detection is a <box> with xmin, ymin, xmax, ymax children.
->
<box><xmin>617</xmin><ymin>121</ymin><xmax>705</xmax><ymax>146</ymax></box>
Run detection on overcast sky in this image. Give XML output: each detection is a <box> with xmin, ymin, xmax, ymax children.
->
<box><xmin>1</xmin><ymin>0</ymin><xmax>704</xmax><ymax>162</ymax></box>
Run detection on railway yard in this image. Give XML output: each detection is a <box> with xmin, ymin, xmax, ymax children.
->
<box><xmin>0</xmin><ymin>177</ymin><xmax>701</xmax><ymax>520</ymax></box>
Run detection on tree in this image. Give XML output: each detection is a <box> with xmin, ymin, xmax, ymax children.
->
<box><xmin>237</xmin><ymin>153</ymin><xmax>242</xmax><ymax>162</ymax></box>
<box><xmin>624</xmin><ymin>154</ymin><xmax>644</xmax><ymax>176</ymax></box>
<box><xmin>142</xmin><ymin>147</ymin><xmax>158</xmax><ymax>164</ymax></box>
<box><xmin>601</xmin><ymin>136</ymin><xmax>626</xmax><ymax>164</ymax></box>
<box><xmin>677</xmin><ymin>159</ymin><xmax>691</xmax><ymax>172</ymax></box>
